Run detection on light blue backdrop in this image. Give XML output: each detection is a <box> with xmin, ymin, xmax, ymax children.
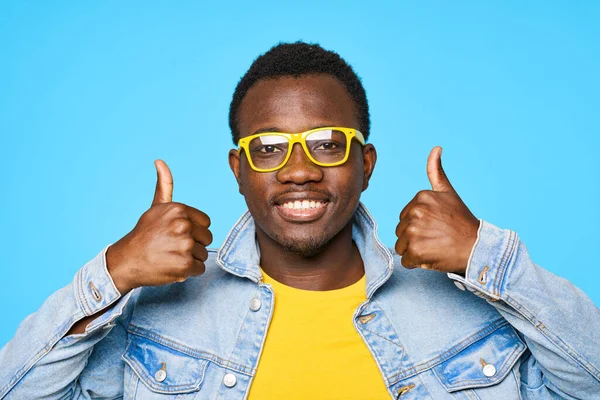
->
<box><xmin>1</xmin><ymin>1</ymin><xmax>599</xmax><ymax>346</ymax></box>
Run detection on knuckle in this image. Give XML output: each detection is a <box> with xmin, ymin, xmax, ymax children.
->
<box><xmin>169</xmin><ymin>203</ymin><xmax>187</xmax><ymax>214</ymax></box>
<box><xmin>170</xmin><ymin>218</ymin><xmax>191</xmax><ymax>235</ymax></box>
<box><xmin>139</xmin><ymin>208</ymin><xmax>156</xmax><ymax>223</ymax></box>
<box><xmin>181</xmin><ymin>238</ymin><xmax>195</xmax><ymax>252</ymax></box>
<box><xmin>416</xmin><ymin>190</ymin><xmax>433</xmax><ymax>202</ymax></box>
<box><xmin>408</xmin><ymin>206</ymin><xmax>425</xmax><ymax>219</ymax></box>
<box><xmin>406</xmin><ymin>225</ymin><xmax>420</xmax><ymax>238</ymax></box>
<box><xmin>410</xmin><ymin>243</ymin><xmax>425</xmax><ymax>260</ymax></box>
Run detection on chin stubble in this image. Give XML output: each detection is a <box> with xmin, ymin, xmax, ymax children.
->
<box><xmin>279</xmin><ymin>234</ymin><xmax>332</xmax><ymax>258</ymax></box>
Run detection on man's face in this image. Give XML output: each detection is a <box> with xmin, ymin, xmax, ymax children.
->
<box><xmin>229</xmin><ymin>74</ymin><xmax>376</xmax><ymax>257</ymax></box>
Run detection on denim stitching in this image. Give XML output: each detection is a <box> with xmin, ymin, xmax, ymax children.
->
<box><xmin>126</xmin><ymin>361</ymin><xmax>137</xmax><ymax>400</ymax></box>
<box><xmin>503</xmin><ymin>294</ymin><xmax>600</xmax><ymax>381</ymax></box>
<box><xmin>464</xmin><ymin>220</ymin><xmax>483</xmax><ymax>281</ymax></box>
<box><xmin>226</xmin><ymin>286</ymin><xmax>265</xmax><ymax>375</ymax></box>
<box><xmin>355</xmin><ymin>204</ymin><xmax>394</xmax><ymax>298</ymax></box>
<box><xmin>126</xmin><ymin>325</ymin><xmax>253</xmax><ymax>376</ymax></box>
<box><xmin>216</xmin><ymin>212</ymin><xmax>262</xmax><ymax>281</ymax></box>
<box><xmin>492</xmin><ymin>230</ymin><xmax>517</xmax><ymax>297</ymax></box>
<box><xmin>353</xmin><ymin>309</ymin><xmax>395</xmax><ymax>386</ymax></box>
<box><xmin>122</xmin><ymin>338</ymin><xmax>209</xmax><ymax>393</ymax></box>
<box><xmin>244</xmin><ymin>283</ymin><xmax>276</xmax><ymax>396</ymax></box>
<box><xmin>0</xmin><ymin>348</ymin><xmax>47</xmax><ymax>397</ymax></box>
<box><xmin>441</xmin><ymin>337</ymin><xmax>525</xmax><ymax>390</ymax></box>
<box><xmin>511</xmin><ymin>369</ymin><xmax>523</xmax><ymax>400</ymax></box>
<box><xmin>76</xmin><ymin>267</ymin><xmax>91</xmax><ymax>316</ymax></box>
<box><xmin>387</xmin><ymin>318</ymin><xmax>508</xmax><ymax>384</ymax></box>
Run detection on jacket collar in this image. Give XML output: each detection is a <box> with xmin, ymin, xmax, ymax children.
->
<box><xmin>216</xmin><ymin>202</ymin><xmax>394</xmax><ymax>298</ymax></box>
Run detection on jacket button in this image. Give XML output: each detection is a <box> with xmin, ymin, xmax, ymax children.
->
<box><xmin>483</xmin><ymin>364</ymin><xmax>497</xmax><ymax>377</ymax></box>
<box><xmin>249</xmin><ymin>298</ymin><xmax>262</xmax><ymax>311</ymax></box>
<box><xmin>155</xmin><ymin>369</ymin><xmax>167</xmax><ymax>382</ymax></box>
<box><xmin>223</xmin><ymin>373</ymin><xmax>237</xmax><ymax>387</ymax></box>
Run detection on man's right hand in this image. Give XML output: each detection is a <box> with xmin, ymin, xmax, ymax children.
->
<box><xmin>106</xmin><ymin>160</ymin><xmax>213</xmax><ymax>295</ymax></box>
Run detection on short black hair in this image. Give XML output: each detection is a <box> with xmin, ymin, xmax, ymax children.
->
<box><xmin>228</xmin><ymin>41</ymin><xmax>370</xmax><ymax>144</ymax></box>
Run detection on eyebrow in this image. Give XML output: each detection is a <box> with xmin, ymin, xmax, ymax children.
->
<box><xmin>252</xmin><ymin>124</ymin><xmax>333</xmax><ymax>135</ymax></box>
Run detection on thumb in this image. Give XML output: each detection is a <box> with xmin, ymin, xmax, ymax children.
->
<box><xmin>152</xmin><ymin>159</ymin><xmax>173</xmax><ymax>205</ymax></box>
<box><xmin>426</xmin><ymin>146</ymin><xmax>454</xmax><ymax>192</ymax></box>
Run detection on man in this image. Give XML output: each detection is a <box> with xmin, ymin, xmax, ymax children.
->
<box><xmin>1</xmin><ymin>42</ymin><xmax>599</xmax><ymax>399</ymax></box>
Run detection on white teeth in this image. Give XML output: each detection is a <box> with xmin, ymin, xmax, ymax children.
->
<box><xmin>281</xmin><ymin>200</ymin><xmax>326</xmax><ymax>210</ymax></box>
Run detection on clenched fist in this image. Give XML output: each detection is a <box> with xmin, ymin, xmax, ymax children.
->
<box><xmin>106</xmin><ymin>160</ymin><xmax>213</xmax><ymax>295</ymax></box>
<box><xmin>395</xmin><ymin>147</ymin><xmax>479</xmax><ymax>274</ymax></box>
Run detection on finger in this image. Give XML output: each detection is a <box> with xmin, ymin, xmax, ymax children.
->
<box><xmin>185</xmin><ymin>206</ymin><xmax>211</xmax><ymax>228</ymax></box>
<box><xmin>400</xmin><ymin>253</ymin><xmax>418</xmax><ymax>269</ymax></box>
<box><xmin>394</xmin><ymin>220</ymin><xmax>409</xmax><ymax>255</ymax></box>
<box><xmin>191</xmin><ymin>224</ymin><xmax>213</xmax><ymax>247</ymax></box>
<box><xmin>192</xmin><ymin>242</ymin><xmax>208</xmax><ymax>262</ymax></box>
<box><xmin>426</xmin><ymin>146</ymin><xmax>455</xmax><ymax>193</ymax></box>
<box><xmin>152</xmin><ymin>160</ymin><xmax>174</xmax><ymax>205</ymax></box>
<box><xmin>404</xmin><ymin>238</ymin><xmax>439</xmax><ymax>269</ymax></box>
<box><xmin>402</xmin><ymin>256</ymin><xmax>433</xmax><ymax>270</ymax></box>
<box><xmin>190</xmin><ymin>259</ymin><xmax>206</xmax><ymax>276</ymax></box>
<box><xmin>399</xmin><ymin>196</ymin><xmax>419</xmax><ymax>220</ymax></box>
<box><xmin>394</xmin><ymin>236</ymin><xmax>408</xmax><ymax>256</ymax></box>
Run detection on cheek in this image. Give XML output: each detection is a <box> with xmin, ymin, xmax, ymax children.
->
<box><xmin>239</xmin><ymin>170</ymin><xmax>272</xmax><ymax>207</ymax></box>
<box><xmin>327</xmin><ymin>166</ymin><xmax>364</xmax><ymax>210</ymax></box>
<box><xmin>342</xmin><ymin>158</ymin><xmax>365</xmax><ymax>194</ymax></box>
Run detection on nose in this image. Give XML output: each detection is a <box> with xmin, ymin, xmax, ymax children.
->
<box><xmin>276</xmin><ymin>143</ymin><xmax>323</xmax><ymax>184</ymax></box>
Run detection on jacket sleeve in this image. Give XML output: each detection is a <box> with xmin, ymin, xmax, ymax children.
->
<box><xmin>0</xmin><ymin>246</ymin><xmax>138</xmax><ymax>399</ymax></box>
<box><xmin>448</xmin><ymin>221</ymin><xmax>600</xmax><ymax>399</ymax></box>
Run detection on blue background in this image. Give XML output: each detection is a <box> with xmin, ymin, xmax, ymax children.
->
<box><xmin>1</xmin><ymin>1</ymin><xmax>598</xmax><ymax>346</ymax></box>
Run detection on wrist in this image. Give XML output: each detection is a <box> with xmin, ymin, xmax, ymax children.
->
<box><xmin>106</xmin><ymin>240</ymin><xmax>135</xmax><ymax>295</ymax></box>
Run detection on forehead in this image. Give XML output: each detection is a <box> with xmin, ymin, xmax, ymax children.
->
<box><xmin>237</xmin><ymin>74</ymin><xmax>359</xmax><ymax>137</ymax></box>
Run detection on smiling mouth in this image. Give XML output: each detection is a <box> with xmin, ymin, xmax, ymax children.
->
<box><xmin>275</xmin><ymin>199</ymin><xmax>329</xmax><ymax>222</ymax></box>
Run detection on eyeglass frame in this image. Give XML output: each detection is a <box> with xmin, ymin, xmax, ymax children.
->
<box><xmin>236</xmin><ymin>126</ymin><xmax>366</xmax><ymax>173</ymax></box>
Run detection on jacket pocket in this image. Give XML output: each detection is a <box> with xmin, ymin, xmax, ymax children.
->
<box><xmin>433</xmin><ymin>322</ymin><xmax>526</xmax><ymax>394</ymax></box>
<box><xmin>122</xmin><ymin>333</ymin><xmax>209</xmax><ymax>395</ymax></box>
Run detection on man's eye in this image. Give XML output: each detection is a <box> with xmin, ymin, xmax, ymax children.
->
<box><xmin>258</xmin><ymin>145</ymin><xmax>282</xmax><ymax>153</ymax></box>
<box><xmin>315</xmin><ymin>141</ymin><xmax>340</xmax><ymax>150</ymax></box>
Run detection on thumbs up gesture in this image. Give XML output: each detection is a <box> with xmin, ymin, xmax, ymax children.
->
<box><xmin>106</xmin><ymin>160</ymin><xmax>213</xmax><ymax>295</ymax></box>
<box><xmin>394</xmin><ymin>147</ymin><xmax>479</xmax><ymax>274</ymax></box>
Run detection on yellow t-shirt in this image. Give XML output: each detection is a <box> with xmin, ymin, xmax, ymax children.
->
<box><xmin>248</xmin><ymin>269</ymin><xmax>390</xmax><ymax>400</ymax></box>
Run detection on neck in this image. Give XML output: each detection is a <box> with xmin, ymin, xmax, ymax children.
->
<box><xmin>256</xmin><ymin>222</ymin><xmax>364</xmax><ymax>291</ymax></box>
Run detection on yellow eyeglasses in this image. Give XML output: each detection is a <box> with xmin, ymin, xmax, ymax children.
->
<box><xmin>237</xmin><ymin>127</ymin><xmax>366</xmax><ymax>172</ymax></box>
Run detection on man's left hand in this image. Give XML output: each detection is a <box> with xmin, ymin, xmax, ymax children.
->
<box><xmin>394</xmin><ymin>146</ymin><xmax>480</xmax><ymax>275</ymax></box>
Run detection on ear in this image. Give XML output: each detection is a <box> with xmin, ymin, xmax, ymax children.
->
<box><xmin>228</xmin><ymin>149</ymin><xmax>244</xmax><ymax>195</ymax></box>
<box><xmin>361</xmin><ymin>144</ymin><xmax>377</xmax><ymax>191</ymax></box>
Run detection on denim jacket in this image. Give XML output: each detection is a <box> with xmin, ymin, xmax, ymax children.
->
<box><xmin>1</xmin><ymin>203</ymin><xmax>600</xmax><ymax>399</ymax></box>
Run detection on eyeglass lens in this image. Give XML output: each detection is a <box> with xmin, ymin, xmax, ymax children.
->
<box><xmin>248</xmin><ymin>129</ymin><xmax>348</xmax><ymax>169</ymax></box>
